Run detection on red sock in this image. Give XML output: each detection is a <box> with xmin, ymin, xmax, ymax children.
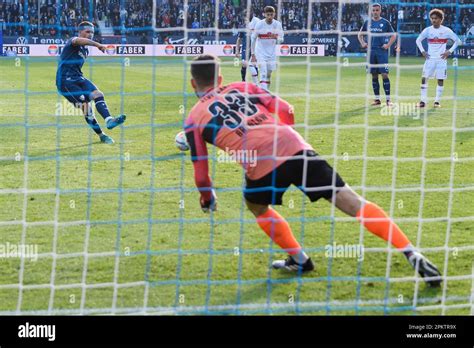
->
<box><xmin>257</xmin><ymin>208</ymin><xmax>301</xmax><ymax>255</ymax></box>
<box><xmin>356</xmin><ymin>201</ymin><xmax>411</xmax><ymax>249</ymax></box>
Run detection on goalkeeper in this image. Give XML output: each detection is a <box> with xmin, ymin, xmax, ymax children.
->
<box><xmin>184</xmin><ymin>54</ymin><xmax>442</xmax><ymax>287</ymax></box>
<box><xmin>56</xmin><ymin>21</ymin><xmax>126</xmax><ymax>144</ymax></box>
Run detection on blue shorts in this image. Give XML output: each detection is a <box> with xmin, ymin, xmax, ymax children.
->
<box><xmin>57</xmin><ymin>76</ymin><xmax>98</xmax><ymax>105</ymax></box>
<box><xmin>368</xmin><ymin>48</ymin><xmax>389</xmax><ymax>74</ymax></box>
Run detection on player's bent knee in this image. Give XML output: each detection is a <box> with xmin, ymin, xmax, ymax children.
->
<box><xmin>90</xmin><ymin>90</ymin><xmax>104</xmax><ymax>100</ymax></box>
<box><xmin>332</xmin><ymin>186</ymin><xmax>364</xmax><ymax>217</ymax></box>
<box><xmin>245</xmin><ymin>200</ymin><xmax>269</xmax><ymax>217</ymax></box>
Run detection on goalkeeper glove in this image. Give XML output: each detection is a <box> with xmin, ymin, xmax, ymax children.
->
<box><xmin>200</xmin><ymin>189</ymin><xmax>217</xmax><ymax>213</ymax></box>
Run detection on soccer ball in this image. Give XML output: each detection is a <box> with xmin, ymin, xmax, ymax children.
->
<box><xmin>175</xmin><ymin>131</ymin><xmax>189</xmax><ymax>151</ymax></box>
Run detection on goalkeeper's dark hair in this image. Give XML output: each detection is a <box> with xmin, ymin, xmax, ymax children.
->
<box><xmin>78</xmin><ymin>21</ymin><xmax>94</xmax><ymax>31</ymax></box>
<box><xmin>190</xmin><ymin>54</ymin><xmax>220</xmax><ymax>87</ymax></box>
<box><xmin>429</xmin><ymin>9</ymin><xmax>444</xmax><ymax>20</ymax></box>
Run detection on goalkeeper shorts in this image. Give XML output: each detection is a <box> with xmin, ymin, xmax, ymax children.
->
<box><xmin>244</xmin><ymin>150</ymin><xmax>346</xmax><ymax>205</ymax></box>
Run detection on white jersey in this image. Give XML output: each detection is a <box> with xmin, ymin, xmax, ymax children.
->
<box><xmin>252</xmin><ymin>19</ymin><xmax>284</xmax><ymax>61</ymax></box>
<box><xmin>416</xmin><ymin>25</ymin><xmax>461</xmax><ymax>59</ymax></box>
<box><xmin>248</xmin><ymin>16</ymin><xmax>259</xmax><ymax>31</ymax></box>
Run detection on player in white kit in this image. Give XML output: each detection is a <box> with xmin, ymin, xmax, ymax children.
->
<box><xmin>251</xmin><ymin>6</ymin><xmax>284</xmax><ymax>91</ymax></box>
<box><xmin>415</xmin><ymin>9</ymin><xmax>461</xmax><ymax>108</ymax></box>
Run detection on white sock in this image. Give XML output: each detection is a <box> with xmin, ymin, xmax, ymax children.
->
<box><xmin>249</xmin><ymin>65</ymin><xmax>258</xmax><ymax>84</ymax></box>
<box><xmin>401</xmin><ymin>244</ymin><xmax>416</xmax><ymax>254</ymax></box>
<box><xmin>291</xmin><ymin>250</ymin><xmax>309</xmax><ymax>264</ymax></box>
<box><xmin>435</xmin><ymin>85</ymin><xmax>444</xmax><ymax>103</ymax></box>
<box><xmin>420</xmin><ymin>84</ymin><xmax>428</xmax><ymax>103</ymax></box>
<box><xmin>104</xmin><ymin>116</ymin><xmax>113</xmax><ymax>123</ymax></box>
<box><xmin>260</xmin><ymin>81</ymin><xmax>269</xmax><ymax>91</ymax></box>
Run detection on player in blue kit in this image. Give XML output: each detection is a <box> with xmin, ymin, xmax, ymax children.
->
<box><xmin>56</xmin><ymin>21</ymin><xmax>126</xmax><ymax>144</ymax></box>
<box><xmin>358</xmin><ymin>3</ymin><xmax>397</xmax><ymax>106</ymax></box>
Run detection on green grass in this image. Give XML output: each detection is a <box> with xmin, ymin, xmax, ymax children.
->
<box><xmin>0</xmin><ymin>56</ymin><xmax>473</xmax><ymax>315</ymax></box>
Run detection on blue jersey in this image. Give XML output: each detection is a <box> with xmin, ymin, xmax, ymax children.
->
<box><xmin>56</xmin><ymin>37</ymin><xmax>89</xmax><ymax>85</ymax></box>
<box><xmin>361</xmin><ymin>18</ymin><xmax>394</xmax><ymax>49</ymax></box>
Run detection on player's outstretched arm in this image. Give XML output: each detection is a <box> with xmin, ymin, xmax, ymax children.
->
<box><xmin>184</xmin><ymin>119</ymin><xmax>216</xmax><ymax>213</ymax></box>
<box><xmin>72</xmin><ymin>37</ymin><xmax>107</xmax><ymax>53</ymax></box>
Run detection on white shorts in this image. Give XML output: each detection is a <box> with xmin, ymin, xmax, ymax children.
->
<box><xmin>422</xmin><ymin>59</ymin><xmax>447</xmax><ymax>80</ymax></box>
<box><xmin>256</xmin><ymin>58</ymin><xmax>277</xmax><ymax>72</ymax></box>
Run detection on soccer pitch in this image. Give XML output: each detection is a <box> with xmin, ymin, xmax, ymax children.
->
<box><xmin>0</xmin><ymin>56</ymin><xmax>473</xmax><ymax>315</ymax></box>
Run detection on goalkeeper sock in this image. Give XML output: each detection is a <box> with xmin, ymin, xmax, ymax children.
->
<box><xmin>435</xmin><ymin>85</ymin><xmax>444</xmax><ymax>102</ymax></box>
<box><xmin>372</xmin><ymin>77</ymin><xmax>380</xmax><ymax>100</ymax></box>
<box><xmin>420</xmin><ymin>83</ymin><xmax>428</xmax><ymax>103</ymax></box>
<box><xmin>94</xmin><ymin>96</ymin><xmax>111</xmax><ymax>120</ymax></box>
<box><xmin>241</xmin><ymin>66</ymin><xmax>247</xmax><ymax>81</ymax></box>
<box><xmin>356</xmin><ymin>202</ymin><xmax>411</xmax><ymax>250</ymax></box>
<box><xmin>257</xmin><ymin>208</ymin><xmax>302</xmax><ymax>255</ymax></box>
<box><xmin>249</xmin><ymin>65</ymin><xmax>258</xmax><ymax>84</ymax></box>
<box><xmin>383</xmin><ymin>78</ymin><xmax>391</xmax><ymax>101</ymax></box>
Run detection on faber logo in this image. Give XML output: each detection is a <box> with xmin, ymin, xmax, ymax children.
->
<box><xmin>280</xmin><ymin>45</ymin><xmax>290</xmax><ymax>55</ymax></box>
<box><xmin>18</xmin><ymin>322</ymin><xmax>56</xmax><ymax>341</ymax></box>
<box><xmin>48</xmin><ymin>45</ymin><xmax>59</xmax><ymax>55</ymax></box>
<box><xmin>117</xmin><ymin>46</ymin><xmax>145</xmax><ymax>55</ymax></box>
<box><xmin>223</xmin><ymin>45</ymin><xmax>233</xmax><ymax>55</ymax></box>
<box><xmin>165</xmin><ymin>45</ymin><xmax>175</xmax><ymax>55</ymax></box>
<box><xmin>106</xmin><ymin>45</ymin><xmax>115</xmax><ymax>55</ymax></box>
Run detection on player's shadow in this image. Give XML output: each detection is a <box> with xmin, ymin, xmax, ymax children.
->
<box><xmin>31</xmin><ymin>142</ymin><xmax>98</xmax><ymax>158</ymax></box>
<box><xmin>0</xmin><ymin>142</ymin><xmax>99</xmax><ymax>168</ymax></box>
<box><xmin>312</xmin><ymin>106</ymin><xmax>368</xmax><ymax>125</ymax></box>
<box><xmin>234</xmin><ymin>272</ymin><xmax>318</xmax><ymax>314</ymax></box>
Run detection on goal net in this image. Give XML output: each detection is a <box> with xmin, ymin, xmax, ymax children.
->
<box><xmin>0</xmin><ymin>0</ymin><xmax>473</xmax><ymax>315</ymax></box>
